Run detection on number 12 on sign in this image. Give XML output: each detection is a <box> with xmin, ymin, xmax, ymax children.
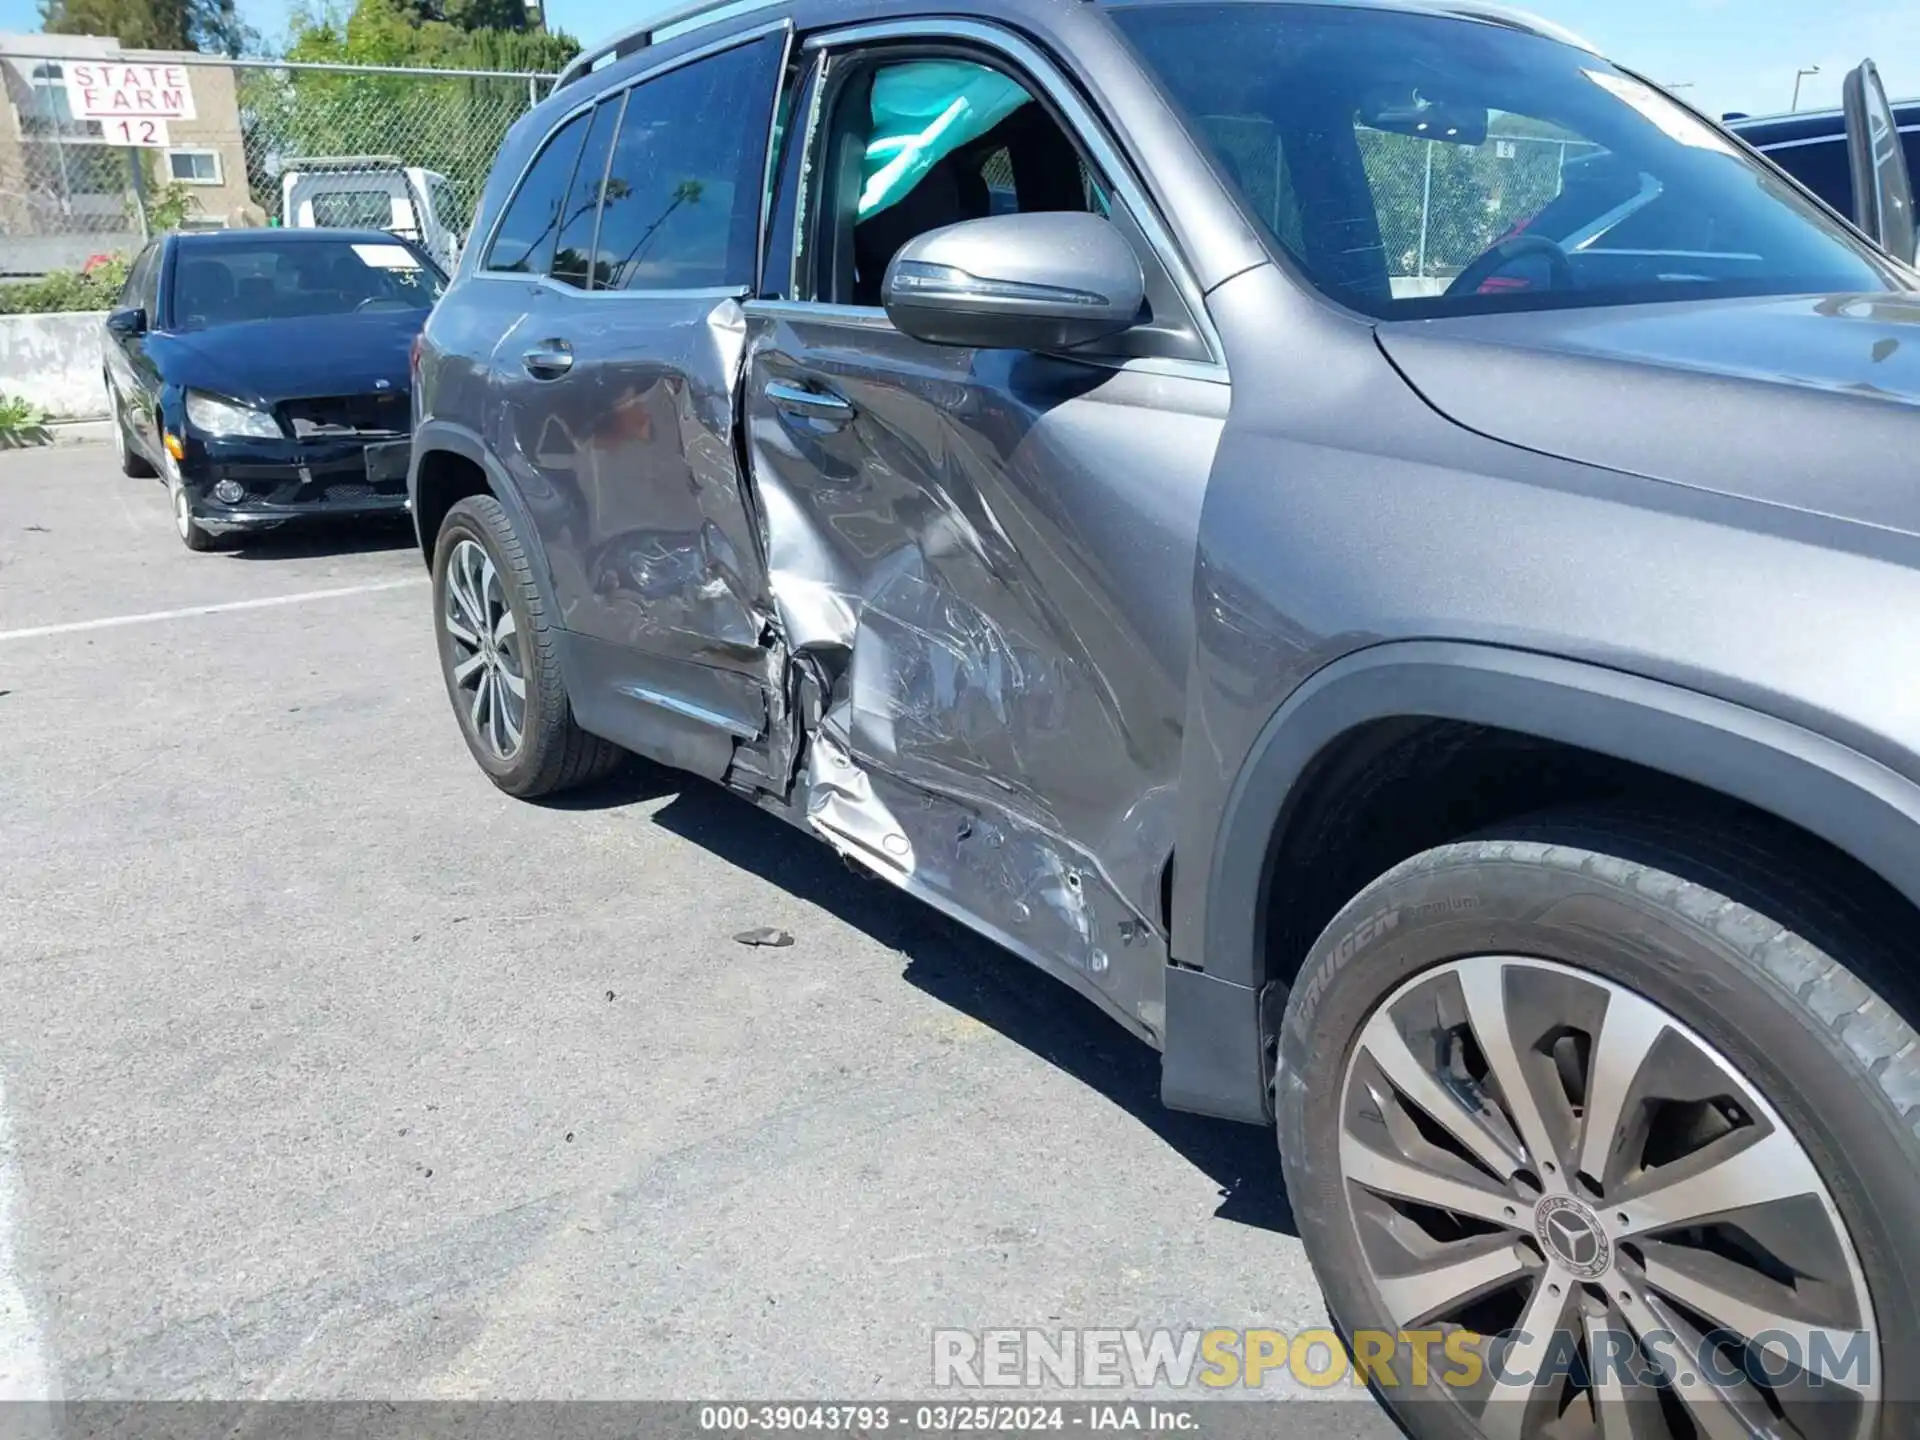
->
<box><xmin>106</xmin><ymin>117</ymin><xmax>170</xmax><ymax>147</ymax></box>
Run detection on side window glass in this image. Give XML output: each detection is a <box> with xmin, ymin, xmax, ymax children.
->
<box><xmin>592</xmin><ymin>35</ymin><xmax>783</xmax><ymax>291</ymax></box>
<box><xmin>138</xmin><ymin>248</ymin><xmax>162</xmax><ymax>313</ymax></box>
<box><xmin>485</xmin><ymin>109</ymin><xmax>592</xmax><ymax>275</ymax></box>
<box><xmin>822</xmin><ymin>58</ymin><xmax>1108</xmax><ymax>306</ymax></box>
<box><xmin>552</xmin><ymin>97</ymin><xmax>623</xmax><ymax>289</ymax></box>
<box><xmin>121</xmin><ymin>247</ymin><xmax>153</xmax><ymax>310</ymax></box>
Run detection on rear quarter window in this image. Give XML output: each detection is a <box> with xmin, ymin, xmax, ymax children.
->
<box><xmin>485</xmin><ymin>108</ymin><xmax>593</xmax><ymax>275</ymax></box>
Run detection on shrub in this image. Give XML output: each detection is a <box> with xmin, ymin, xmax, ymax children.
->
<box><xmin>0</xmin><ymin>253</ymin><xmax>130</xmax><ymax>315</ymax></box>
<box><xmin>0</xmin><ymin>393</ymin><xmax>48</xmax><ymax>447</ymax></box>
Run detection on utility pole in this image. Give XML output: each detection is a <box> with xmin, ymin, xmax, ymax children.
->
<box><xmin>1791</xmin><ymin>65</ymin><xmax>1820</xmax><ymax>112</ymax></box>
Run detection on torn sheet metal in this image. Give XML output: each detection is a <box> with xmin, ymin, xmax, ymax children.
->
<box><xmin>805</xmin><ymin>725</ymin><xmax>1166</xmax><ymax>1042</ymax></box>
<box><xmin>740</xmin><ymin>314</ymin><xmax>1226</xmax><ymax>1036</ymax></box>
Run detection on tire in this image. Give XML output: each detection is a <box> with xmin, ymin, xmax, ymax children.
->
<box><xmin>111</xmin><ymin>386</ymin><xmax>156</xmax><ymax>478</ymax></box>
<box><xmin>1275</xmin><ymin>807</ymin><xmax>1920</xmax><ymax>1438</ymax></box>
<box><xmin>170</xmin><ymin>477</ymin><xmax>219</xmax><ymax>552</ymax></box>
<box><xmin>431</xmin><ymin>494</ymin><xmax>623</xmax><ymax>798</ymax></box>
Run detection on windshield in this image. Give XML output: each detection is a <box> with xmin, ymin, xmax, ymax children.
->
<box><xmin>170</xmin><ymin>238</ymin><xmax>445</xmax><ymax>331</ymax></box>
<box><xmin>1110</xmin><ymin>2</ymin><xmax>1912</xmax><ymax>317</ymax></box>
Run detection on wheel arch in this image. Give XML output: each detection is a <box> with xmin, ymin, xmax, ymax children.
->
<box><xmin>408</xmin><ymin>420</ymin><xmax>554</xmax><ymax>600</ymax></box>
<box><xmin>1160</xmin><ymin>640</ymin><xmax>1920</xmax><ymax>1123</ymax></box>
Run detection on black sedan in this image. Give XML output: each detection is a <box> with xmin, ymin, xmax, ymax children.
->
<box><xmin>102</xmin><ymin>228</ymin><xmax>445</xmax><ymax>551</ymax></box>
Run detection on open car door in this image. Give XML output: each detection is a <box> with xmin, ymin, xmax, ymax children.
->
<box><xmin>1843</xmin><ymin>59</ymin><xmax>1917</xmax><ymax>264</ymax></box>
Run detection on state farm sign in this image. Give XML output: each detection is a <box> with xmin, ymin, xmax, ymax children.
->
<box><xmin>63</xmin><ymin>62</ymin><xmax>198</xmax><ymax>121</ymax></box>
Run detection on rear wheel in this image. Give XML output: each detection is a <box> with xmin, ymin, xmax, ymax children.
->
<box><xmin>1276</xmin><ymin>812</ymin><xmax>1918</xmax><ymax>1439</ymax></box>
<box><xmin>431</xmin><ymin>494</ymin><xmax>623</xmax><ymax>798</ymax></box>
<box><xmin>110</xmin><ymin>385</ymin><xmax>155</xmax><ymax>478</ymax></box>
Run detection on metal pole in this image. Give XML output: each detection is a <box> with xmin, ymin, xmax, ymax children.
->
<box><xmin>1792</xmin><ymin>66</ymin><xmax>1820</xmax><ymax>112</ymax></box>
<box><xmin>1417</xmin><ymin>139</ymin><xmax>1433</xmax><ymax>278</ymax></box>
<box><xmin>129</xmin><ymin>147</ymin><xmax>149</xmax><ymax>240</ymax></box>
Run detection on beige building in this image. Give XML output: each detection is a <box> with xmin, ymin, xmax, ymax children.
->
<box><xmin>0</xmin><ymin>33</ymin><xmax>253</xmax><ymax>275</ymax></box>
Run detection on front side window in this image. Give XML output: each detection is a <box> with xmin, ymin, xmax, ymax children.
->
<box><xmin>485</xmin><ymin>108</ymin><xmax>592</xmax><ymax>275</ymax></box>
<box><xmin>588</xmin><ymin>36</ymin><xmax>783</xmax><ymax>291</ymax></box>
<box><xmin>1111</xmin><ymin>2</ymin><xmax>1909</xmax><ymax>316</ymax></box>
<box><xmin>814</xmin><ymin>56</ymin><xmax>1108</xmax><ymax>306</ymax></box>
<box><xmin>170</xmin><ymin>239</ymin><xmax>444</xmax><ymax>331</ymax></box>
<box><xmin>120</xmin><ymin>245</ymin><xmax>156</xmax><ymax>310</ymax></box>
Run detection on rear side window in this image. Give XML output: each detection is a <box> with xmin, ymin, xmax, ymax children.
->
<box><xmin>590</xmin><ymin>36</ymin><xmax>782</xmax><ymax>290</ymax></box>
<box><xmin>486</xmin><ymin>108</ymin><xmax>592</xmax><ymax>275</ymax></box>
<box><xmin>552</xmin><ymin>97</ymin><xmax>623</xmax><ymax>289</ymax></box>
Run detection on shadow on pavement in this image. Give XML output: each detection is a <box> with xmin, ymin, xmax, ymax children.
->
<box><xmin>220</xmin><ymin>517</ymin><xmax>418</xmax><ymax>561</ymax></box>
<box><xmin>558</xmin><ymin>758</ymin><xmax>1298</xmax><ymax>1237</ymax></box>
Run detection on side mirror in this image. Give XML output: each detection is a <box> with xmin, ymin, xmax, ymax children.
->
<box><xmin>105</xmin><ymin>306</ymin><xmax>147</xmax><ymax>338</ymax></box>
<box><xmin>882</xmin><ymin>212</ymin><xmax>1145</xmax><ymax>352</ymax></box>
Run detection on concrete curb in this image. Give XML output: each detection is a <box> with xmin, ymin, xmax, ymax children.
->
<box><xmin>44</xmin><ymin>418</ymin><xmax>112</xmax><ymax>446</ymax></box>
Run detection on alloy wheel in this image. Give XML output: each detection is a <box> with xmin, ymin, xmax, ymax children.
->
<box><xmin>173</xmin><ymin>486</ymin><xmax>192</xmax><ymax>540</ymax></box>
<box><xmin>1338</xmin><ymin>955</ymin><xmax>1878</xmax><ymax>1440</ymax></box>
<box><xmin>443</xmin><ymin>537</ymin><xmax>527</xmax><ymax>761</ymax></box>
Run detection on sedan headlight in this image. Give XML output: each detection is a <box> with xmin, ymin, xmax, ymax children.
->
<box><xmin>184</xmin><ymin>390</ymin><xmax>282</xmax><ymax>439</ymax></box>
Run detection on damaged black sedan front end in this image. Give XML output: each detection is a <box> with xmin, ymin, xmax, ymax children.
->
<box><xmin>102</xmin><ymin>227</ymin><xmax>445</xmax><ymax>550</ymax></box>
<box><xmin>179</xmin><ymin>385</ymin><xmax>415</xmax><ymax>539</ymax></box>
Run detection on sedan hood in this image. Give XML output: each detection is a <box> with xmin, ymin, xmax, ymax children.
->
<box><xmin>1378</xmin><ymin>293</ymin><xmax>1920</xmax><ymax>535</ymax></box>
<box><xmin>155</xmin><ymin>310</ymin><xmax>422</xmax><ymax>407</ymax></box>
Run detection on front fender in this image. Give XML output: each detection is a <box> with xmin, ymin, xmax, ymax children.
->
<box><xmin>1160</xmin><ymin>640</ymin><xmax>1920</xmax><ymax>1122</ymax></box>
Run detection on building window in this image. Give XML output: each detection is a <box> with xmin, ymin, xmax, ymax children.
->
<box><xmin>167</xmin><ymin>149</ymin><xmax>222</xmax><ymax>184</ymax></box>
<box><xmin>21</xmin><ymin>62</ymin><xmax>101</xmax><ymax>139</ymax></box>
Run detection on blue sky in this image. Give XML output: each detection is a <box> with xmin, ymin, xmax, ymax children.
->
<box><xmin>2</xmin><ymin>0</ymin><xmax>1915</xmax><ymax>117</ymax></box>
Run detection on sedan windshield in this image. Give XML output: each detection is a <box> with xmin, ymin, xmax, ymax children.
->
<box><xmin>1110</xmin><ymin>2</ymin><xmax>1913</xmax><ymax>316</ymax></box>
<box><xmin>170</xmin><ymin>238</ymin><xmax>445</xmax><ymax>331</ymax></box>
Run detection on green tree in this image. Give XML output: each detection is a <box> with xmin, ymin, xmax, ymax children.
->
<box><xmin>235</xmin><ymin>0</ymin><xmax>577</xmax><ymax>220</ymax></box>
<box><xmin>40</xmin><ymin>0</ymin><xmax>254</xmax><ymax>55</ymax></box>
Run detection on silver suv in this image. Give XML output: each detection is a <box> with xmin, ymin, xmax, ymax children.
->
<box><xmin>411</xmin><ymin>1</ymin><xmax>1920</xmax><ymax>1432</ymax></box>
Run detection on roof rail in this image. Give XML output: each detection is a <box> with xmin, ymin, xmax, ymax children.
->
<box><xmin>554</xmin><ymin>0</ymin><xmax>780</xmax><ymax>89</ymax></box>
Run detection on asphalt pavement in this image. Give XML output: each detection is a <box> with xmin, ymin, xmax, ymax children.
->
<box><xmin>0</xmin><ymin>444</ymin><xmax>1391</xmax><ymax>1420</ymax></box>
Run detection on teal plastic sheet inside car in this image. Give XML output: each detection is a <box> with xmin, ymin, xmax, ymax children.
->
<box><xmin>861</xmin><ymin>61</ymin><xmax>1031</xmax><ymax>217</ymax></box>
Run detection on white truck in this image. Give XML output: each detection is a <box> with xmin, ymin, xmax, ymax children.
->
<box><xmin>279</xmin><ymin>157</ymin><xmax>465</xmax><ymax>271</ymax></box>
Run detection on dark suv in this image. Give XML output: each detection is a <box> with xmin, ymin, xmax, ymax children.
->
<box><xmin>412</xmin><ymin>0</ymin><xmax>1920</xmax><ymax>1431</ymax></box>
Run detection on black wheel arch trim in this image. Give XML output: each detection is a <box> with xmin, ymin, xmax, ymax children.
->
<box><xmin>408</xmin><ymin>419</ymin><xmax>557</xmax><ymax>603</ymax></box>
<box><xmin>1160</xmin><ymin>640</ymin><xmax>1920</xmax><ymax>1122</ymax></box>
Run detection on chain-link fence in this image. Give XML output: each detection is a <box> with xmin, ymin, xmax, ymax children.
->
<box><xmin>1360</xmin><ymin>128</ymin><xmax>1602</xmax><ymax>288</ymax></box>
<box><xmin>1</xmin><ymin>50</ymin><xmax>555</xmax><ymax>277</ymax></box>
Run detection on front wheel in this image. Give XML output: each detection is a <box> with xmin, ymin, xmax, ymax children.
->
<box><xmin>1276</xmin><ymin>812</ymin><xmax>1919</xmax><ymax>1440</ymax></box>
<box><xmin>431</xmin><ymin>494</ymin><xmax>623</xmax><ymax>798</ymax></box>
<box><xmin>170</xmin><ymin>478</ymin><xmax>218</xmax><ymax>552</ymax></box>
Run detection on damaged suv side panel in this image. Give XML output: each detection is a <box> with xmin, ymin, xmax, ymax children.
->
<box><xmin>741</xmin><ymin>306</ymin><xmax>1226</xmax><ymax>1038</ymax></box>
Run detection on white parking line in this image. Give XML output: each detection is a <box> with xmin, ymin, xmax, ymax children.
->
<box><xmin>0</xmin><ymin>1073</ymin><xmax>52</xmax><ymax>1403</ymax></box>
<box><xmin>0</xmin><ymin>577</ymin><xmax>428</xmax><ymax>645</ymax></box>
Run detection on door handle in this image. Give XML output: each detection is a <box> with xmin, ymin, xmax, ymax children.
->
<box><xmin>766</xmin><ymin>379</ymin><xmax>852</xmax><ymax>421</ymax></box>
<box><xmin>521</xmin><ymin>340</ymin><xmax>573</xmax><ymax>379</ymax></box>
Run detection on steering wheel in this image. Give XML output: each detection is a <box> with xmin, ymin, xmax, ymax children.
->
<box><xmin>1445</xmin><ymin>233</ymin><xmax>1576</xmax><ymax>298</ymax></box>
